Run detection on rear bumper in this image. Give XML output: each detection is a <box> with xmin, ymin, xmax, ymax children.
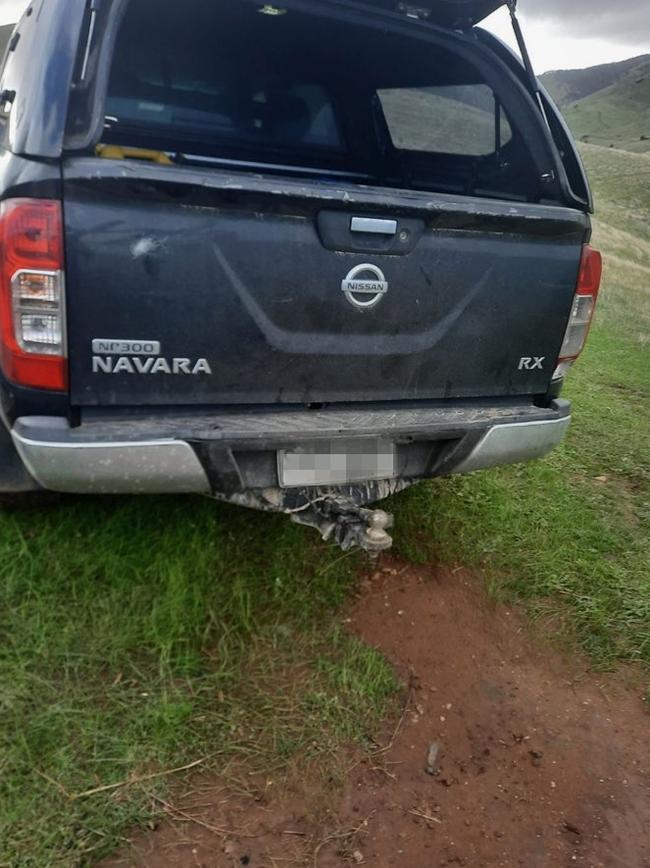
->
<box><xmin>453</xmin><ymin>413</ymin><xmax>571</xmax><ymax>474</ymax></box>
<box><xmin>12</xmin><ymin>432</ymin><xmax>211</xmax><ymax>495</ymax></box>
<box><xmin>10</xmin><ymin>400</ymin><xmax>571</xmax><ymax>496</ymax></box>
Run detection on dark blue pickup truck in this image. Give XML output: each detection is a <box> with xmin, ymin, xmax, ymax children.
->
<box><xmin>0</xmin><ymin>0</ymin><xmax>602</xmax><ymax>550</ymax></box>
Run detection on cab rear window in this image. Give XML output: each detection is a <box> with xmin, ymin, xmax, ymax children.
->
<box><xmin>107</xmin><ymin>48</ymin><xmax>344</xmax><ymax>153</ymax></box>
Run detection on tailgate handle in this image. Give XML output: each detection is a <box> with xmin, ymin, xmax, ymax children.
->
<box><xmin>350</xmin><ymin>217</ymin><xmax>398</xmax><ymax>235</ymax></box>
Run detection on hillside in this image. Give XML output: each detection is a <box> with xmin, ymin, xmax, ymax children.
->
<box><xmin>562</xmin><ymin>61</ymin><xmax>650</xmax><ymax>154</ymax></box>
<box><xmin>540</xmin><ymin>54</ymin><xmax>650</xmax><ymax>155</ymax></box>
<box><xmin>541</xmin><ymin>55</ymin><xmax>650</xmax><ymax>107</ymax></box>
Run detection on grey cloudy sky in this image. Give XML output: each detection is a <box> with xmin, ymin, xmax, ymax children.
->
<box><xmin>1</xmin><ymin>0</ymin><xmax>649</xmax><ymax>73</ymax></box>
<box><xmin>486</xmin><ymin>0</ymin><xmax>650</xmax><ymax>71</ymax></box>
<box><xmin>522</xmin><ymin>0</ymin><xmax>649</xmax><ymax>45</ymax></box>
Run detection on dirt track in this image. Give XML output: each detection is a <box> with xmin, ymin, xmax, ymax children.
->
<box><xmin>105</xmin><ymin>561</ymin><xmax>650</xmax><ymax>868</ymax></box>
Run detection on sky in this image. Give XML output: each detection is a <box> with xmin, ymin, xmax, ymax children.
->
<box><xmin>0</xmin><ymin>0</ymin><xmax>649</xmax><ymax>74</ymax></box>
<box><xmin>484</xmin><ymin>0</ymin><xmax>650</xmax><ymax>73</ymax></box>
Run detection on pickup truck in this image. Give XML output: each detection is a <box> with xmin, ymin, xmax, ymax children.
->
<box><xmin>0</xmin><ymin>0</ymin><xmax>602</xmax><ymax>551</ymax></box>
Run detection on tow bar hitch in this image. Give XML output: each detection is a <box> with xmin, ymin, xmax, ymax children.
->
<box><xmin>290</xmin><ymin>495</ymin><xmax>394</xmax><ymax>555</ymax></box>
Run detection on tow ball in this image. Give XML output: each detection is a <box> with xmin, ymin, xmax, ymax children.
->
<box><xmin>289</xmin><ymin>495</ymin><xmax>394</xmax><ymax>555</ymax></box>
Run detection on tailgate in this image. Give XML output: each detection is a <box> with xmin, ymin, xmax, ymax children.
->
<box><xmin>62</xmin><ymin>160</ymin><xmax>588</xmax><ymax>407</ymax></box>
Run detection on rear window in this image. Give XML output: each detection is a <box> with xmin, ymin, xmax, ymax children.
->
<box><xmin>98</xmin><ymin>0</ymin><xmax>544</xmax><ymax>201</ymax></box>
<box><xmin>378</xmin><ymin>85</ymin><xmax>512</xmax><ymax>156</ymax></box>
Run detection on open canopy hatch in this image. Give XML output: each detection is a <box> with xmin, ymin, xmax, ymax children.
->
<box><xmin>330</xmin><ymin>0</ymin><xmax>507</xmax><ymax>27</ymax></box>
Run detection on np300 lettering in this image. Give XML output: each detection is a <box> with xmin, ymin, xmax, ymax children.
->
<box><xmin>91</xmin><ymin>339</ymin><xmax>161</xmax><ymax>355</ymax></box>
<box><xmin>0</xmin><ymin>0</ymin><xmax>602</xmax><ymax>552</ymax></box>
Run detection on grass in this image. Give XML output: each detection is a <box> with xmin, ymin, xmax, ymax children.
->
<box><xmin>1</xmin><ymin>143</ymin><xmax>649</xmax><ymax>865</ymax></box>
<box><xmin>0</xmin><ymin>499</ymin><xmax>395</xmax><ymax>866</ymax></box>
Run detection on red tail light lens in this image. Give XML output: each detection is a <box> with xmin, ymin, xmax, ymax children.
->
<box><xmin>576</xmin><ymin>244</ymin><xmax>603</xmax><ymax>299</ymax></box>
<box><xmin>0</xmin><ymin>199</ymin><xmax>67</xmax><ymax>390</ymax></box>
<box><xmin>554</xmin><ymin>244</ymin><xmax>602</xmax><ymax>381</ymax></box>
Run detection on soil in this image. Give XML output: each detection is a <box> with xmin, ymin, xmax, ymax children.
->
<box><xmin>103</xmin><ymin>560</ymin><xmax>650</xmax><ymax>868</ymax></box>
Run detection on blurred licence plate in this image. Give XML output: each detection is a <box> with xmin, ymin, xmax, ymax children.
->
<box><xmin>278</xmin><ymin>438</ymin><xmax>395</xmax><ymax>488</ymax></box>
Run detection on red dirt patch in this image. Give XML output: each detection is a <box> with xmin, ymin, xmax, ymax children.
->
<box><xmin>103</xmin><ymin>560</ymin><xmax>650</xmax><ymax>867</ymax></box>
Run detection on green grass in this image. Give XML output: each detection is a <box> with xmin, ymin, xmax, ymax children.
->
<box><xmin>0</xmin><ymin>499</ymin><xmax>396</xmax><ymax>866</ymax></box>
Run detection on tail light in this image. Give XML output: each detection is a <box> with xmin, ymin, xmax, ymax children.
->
<box><xmin>553</xmin><ymin>244</ymin><xmax>602</xmax><ymax>382</ymax></box>
<box><xmin>0</xmin><ymin>199</ymin><xmax>67</xmax><ymax>390</ymax></box>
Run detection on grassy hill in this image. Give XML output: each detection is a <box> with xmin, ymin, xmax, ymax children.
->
<box><xmin>541</xmin><ymin>56</ymin><xmax>650</xmax><ymax>155</ymax></box>
<box><xmin>561</xmin><ymin>61</ymin><xmax>650</xmax><ymax>154</ymax></box>
<box><xmin>541</xmin><ymin>55</ymin><xmax>650</xmax><ymax>107</ymax></box>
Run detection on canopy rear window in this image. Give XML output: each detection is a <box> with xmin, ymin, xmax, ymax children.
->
<box><xmin>97</xmin><ymin>0</ymin><xmax>546</xmax><ymax>202</ymax></box>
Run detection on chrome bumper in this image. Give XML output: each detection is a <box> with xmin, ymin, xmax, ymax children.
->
<box><xmin>10</xmin><ymin>403</ymin><xmax>571</xmax><ymax>495</ymax></box>
<box><xmin>454</xmin><ymin>414</ymin><xmax>572</xmax><ymax>474</ymax></box>
<box><xmin>12</xmin><ymin>426</ymin><xmax>211</xmax><ymax>495</ymax></box>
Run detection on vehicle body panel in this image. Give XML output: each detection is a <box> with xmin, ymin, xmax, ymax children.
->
<box><xmin>62</xmin><ymin>158</ymin><xmax>588</xmax><ymax>407</ymax></box>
